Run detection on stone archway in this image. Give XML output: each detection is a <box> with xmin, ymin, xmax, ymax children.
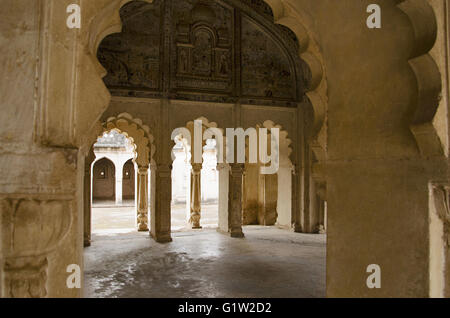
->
<box><xmin>122</xmin><ymin>159</ymin><xmax>136</xmax><ymax>201</ymax></box>
<box><xmin>84</xmin><ymin>112</ymin><xmax>156</xmax><ymax>246</ymax></box>
<box><xmin>171</xmin><ymin>117</ymin><xmax>224</xmax><ymax>230</ymax></box>
<box><xmin>92</xmin><ymin>157</ymin><xmax>116</xmax><ymax>202</ymax></box>
<box><xmin>102</xmin><ymin>114</ymin><xmax>155</xmax><ymax>232</ymax></box>
<box><xmin>242</xmin><ymin>120</ymin><xmax>294</xmax><ymax>227</ymax></box>
<box><xmin>4</xmin><ymin>0</ymin><xmax>449</xmax><ymax>299</ymax></box>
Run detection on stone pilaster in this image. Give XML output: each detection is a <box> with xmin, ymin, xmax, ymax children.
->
<box><xmin>228</xmin><ymin>163</ymin><xmax>244</xmax><ymax>238</ymax></box>
<box><xmin>137</xmin><ymin>165</ymin><xmax>149</xmax><ymax>232</ymax></box>
<box><xmin>190</xmin><ymin>163</ymin><xmax>202</xmax><ymax>229</ymax></box>
<box><xmin>151</xmin><ymin>164</ymin><xmax>172</xmax><ymax>243</ymax></box>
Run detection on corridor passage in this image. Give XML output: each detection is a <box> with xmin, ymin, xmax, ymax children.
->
<box><xmin>84</xmin><ymin>227</ymin><xmax>326</xmax><ymax>298</ymax></box>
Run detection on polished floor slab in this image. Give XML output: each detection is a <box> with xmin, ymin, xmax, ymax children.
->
<box><xmin>84</xmin><ymin>226</ymin><xmax>326</xmax><ymax>298</ymax></box>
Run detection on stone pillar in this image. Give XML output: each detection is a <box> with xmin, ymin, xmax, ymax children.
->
<box><xmin>316</xmin><ymin>181</ymin><xmax>327</xmax><ymax>234</ymax></box>
<box><xmin>259</xmin><ymin>173</ymin><xmax>278</xmax><ymax>226</ymax></box>
<box><xmin>190</xmin><ymin>163</ymin><xmax>202</xmax><ymax>229</ymax></box>
<box><xmin>136</xmin><ymin>165</ymin><xmax>149</xmax><ymax>232</ymax></box>
<box><xmin>228</xmin><ymin>163</ymin><xmax>244</xmax><ymax>238</ymax></box>
<box><xmin>292</xmin><ymin>164</ymin><xmax>302</xmax><ymax>232</ymax></box>
<box><xmin>150</xmin><ymin>164</ymin><xmax>172</xmax><ymax>243</ymax></box>
<box><xmin>115</xmin><ymin>168</ymin><xmax>123</xmax><ymax>205</ymax></box>
<box><xmin>217</xmin><ymin>163</ymin><xmax>230</xmax><ymax>233</ymax></box>
<box><xmin>307</xmin><ymin>178</ymin><xmax>320</xmax><ymax>233</ymax></box>
<box><xmin>84</xmin><ymin>149</ymin><xmax>95</xmax><ymax>247</ymax></box>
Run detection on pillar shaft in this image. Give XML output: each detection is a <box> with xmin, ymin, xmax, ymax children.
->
<box><xmin>292</xmin><ymin>165</ymin><xmax>302</xmax><ymax>232</ymax></box>
<box><xmin>137</xmin><ymin>166</ymin><xmax>149</xmax><ymax>232</ymax></box>
<box><xmin>151</xmin><ymin>164</ymin><xmax>172</xmax><ymax>243</ymax></box>
<box><xmin>115</xmin><ymin>175</ymin><xmax>123</xmax><ymax>205</ymax></box>
<box><xmin>217</xmin><ymin>163</ymin><xmax>230</xmax><ymax>233</ymax></box>
<box><xmin>228</xmin><ymin>163</ymin><xmax>244</xmax><ymax>238</ymax></box>
<box><xmin>190</xmin><ymin>163</ymin><xmax>202</xmax><ymax>229</ymax></box>
<box><xmin>83</xmin><ymin>162</ymin><xmax>92</xmax><ymax>247</ymax></box>
<box><xmin>84</xmin><ymin>149</ymin><xmax>95</xmax><ymax>247</ymax></box>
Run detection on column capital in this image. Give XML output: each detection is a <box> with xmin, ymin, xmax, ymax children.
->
<box><xmin>155</xmin><ymin>164</ymin><xmax>172</xmax><ymax>177</ymax></box>
<box><xmin>191</xmin><ymin>163</ymin><xmax>203</xmax><ymax>172</ymax></box>
<box><xmin>229</xmin><ymin>163</ymin><xmax>245</xmax><ymax>174</ymax></box>
<box><xmin>137</xmin><ymin>166</ymin><xmax>149</xmax><ymax>175</ymax></box>
<box><xmin>216</xmin><ymin>163</ymin><xmax>230</xmax><ymax>171</ymax></box>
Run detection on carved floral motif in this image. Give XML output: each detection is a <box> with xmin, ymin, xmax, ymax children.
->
<box><xmin>1</xmin><ymin>198</ymin><xmax>72</xmax><ymax>297</ymax></box>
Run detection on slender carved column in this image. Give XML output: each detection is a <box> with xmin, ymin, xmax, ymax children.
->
<box><xmin>151</xmin><ymin>164</ymin><xmax>173</xmax><ymax>243</ymax></box>
<box><xmin>228</xmin><ymin>163</ymin><xmax>244</xmax><ymax>238</ymax></box>
<box><xmin>190</xmin><ymin>163</ymin><xmax>202</xmax><ymax>229</ymax></box>
<box><xmin>217</xmin><ymin>163</ymin><xmax>230</xmax><ymax>233</ymax></box>
<box><xmin>316</xmin><ymin>181</ymin><xmax>327</xmax><ymax>234</ymax></box>
<box><xmin>115</xmin><ymin>174</ymin><xmax>123</xmax><ymax>205</ymax></box>
<box><xmin>84</xmin><ymin>149</ymin><xmax>95</xmax><ymax>247</ymax></box>
<box><xmin>136</xmin><ymin>165</ymin><xmax>149</xmax><ymax>232</ymax></box>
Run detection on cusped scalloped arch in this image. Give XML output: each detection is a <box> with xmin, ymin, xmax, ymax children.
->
<box><xmin>86</xmin><ymin>0</ymin><xmax>155</xmax><ymax>78</ymax></box>
<box><xmin>396</xmin><ymin>0</ymin><xmax>443</xmax><ymax>157</ymax></box>
<box><xmin>102</xmin><ymin>113</ymin><xmax>156</xmax><ymax>166</ymax></box>
<box><xmin>264</xmin><ymin>0</ymin><xmax>328</xmax><ymax>161</ymax></box>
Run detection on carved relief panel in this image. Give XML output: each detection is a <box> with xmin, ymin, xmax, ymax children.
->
<box><xmin>171</xmin><ymin>0</ymin><xmax>234</xmax><ymax>98</ymax></box>
<box><xmin>98</xmin><ymin>0</ymin><xmax>162</xmax><ymax>91</ymax></box>
<box><xmin>97</xmin><ymin>0</ymin><xmax>305</xmax><ymax>106</ymax></box>
<box><xmin>241</xmin><ymin>16</ymin><xmax>296</xmax><ymax>100</ymax></box>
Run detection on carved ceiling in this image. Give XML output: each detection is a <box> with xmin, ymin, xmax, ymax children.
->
<box><xmin>98</xmin><ymin>0</ymin><xmax>310</xmax><ymax>107</ymax></box>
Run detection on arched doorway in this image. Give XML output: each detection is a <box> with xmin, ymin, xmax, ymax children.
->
<box><xmin>89</xmin><ymin>130</ymin><xmax>137</xmax><ymax>236</ymax></box>
<box><xmin>170</xmin><ymin>136</ymin><xmax>220</xmax><ymax>231</ymax></box>
<box><xmin>84</xmin><ymin>0</ymin><xmax>327</xmax><ymax>298</ymax></box>
<box><xmin>92</xmin><ymin>158</ymin><xmax>116</xmax><ymax>203</ymax></box>
<box><xmin>122</xmin><ymin>159</ymin><xmax>136</xmax><ymax>202</ymax></box>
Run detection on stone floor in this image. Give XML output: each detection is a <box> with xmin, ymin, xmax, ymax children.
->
<box><xmin>84</xmin><ymin>227</ymin><xmax>326</xmax><ymax>298</ymax></box>
<box><xmin>92</xmin><ymin>202</ymin><xmax>220</xmax><ymax>234</ymax></box>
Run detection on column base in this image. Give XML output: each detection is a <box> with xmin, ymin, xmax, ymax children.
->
<box><xmin>216</xmin><ymin>228</ymin><xmax>245</xmax><ymax>238</ymax></box>
<box><xmin>151</xmin><ymin>232</ymin><xmax>173</xmax><ymax>243</ymax></box>
<box><xmin>294</xmin><ymin>223</ymin><xmax>303</xmax><ymax>233</ymax></box>
<box><xmin>230</xmin><ymin>228</ymin><xmax>245</xmax><ymax>238</ymax></box>
<box><xmin>84</xmin><ymin>239</ymin><xmax>91</xmax><ymax>247</ymax></box>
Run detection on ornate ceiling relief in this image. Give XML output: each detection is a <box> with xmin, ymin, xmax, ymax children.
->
<box><xmin>171</xmin><ymin>0</ymin><xmax>234</xmax><ymax>98</ymax></box>
<box><xmin>98</xmin><ymin>0</ymin><xmax>162</xmax><ymax>91</ymax></box>
<box><xmin>97</xmin><ymin>0</ymin><xmax>307</xmax><ymax>107</ymax></box>
<box><xmin>241</xmin><ymin>16</ymin><xmax>296</xmax><ymax>100</ymax></box>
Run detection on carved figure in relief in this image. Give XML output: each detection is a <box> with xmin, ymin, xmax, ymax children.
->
<box><xmin>179</xmin><ymin>49</ymin><xmax>188</xmax><ymax>73</ymax></box>
<box><xmin>219</xmin><ymin>53</ymin><xmax>228</xmax><ymax>75</ymax></box>
<box><xmin>193</xmin><ymin>30</ymin><xmax>213</xmax><ymax>76</ymax></box>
